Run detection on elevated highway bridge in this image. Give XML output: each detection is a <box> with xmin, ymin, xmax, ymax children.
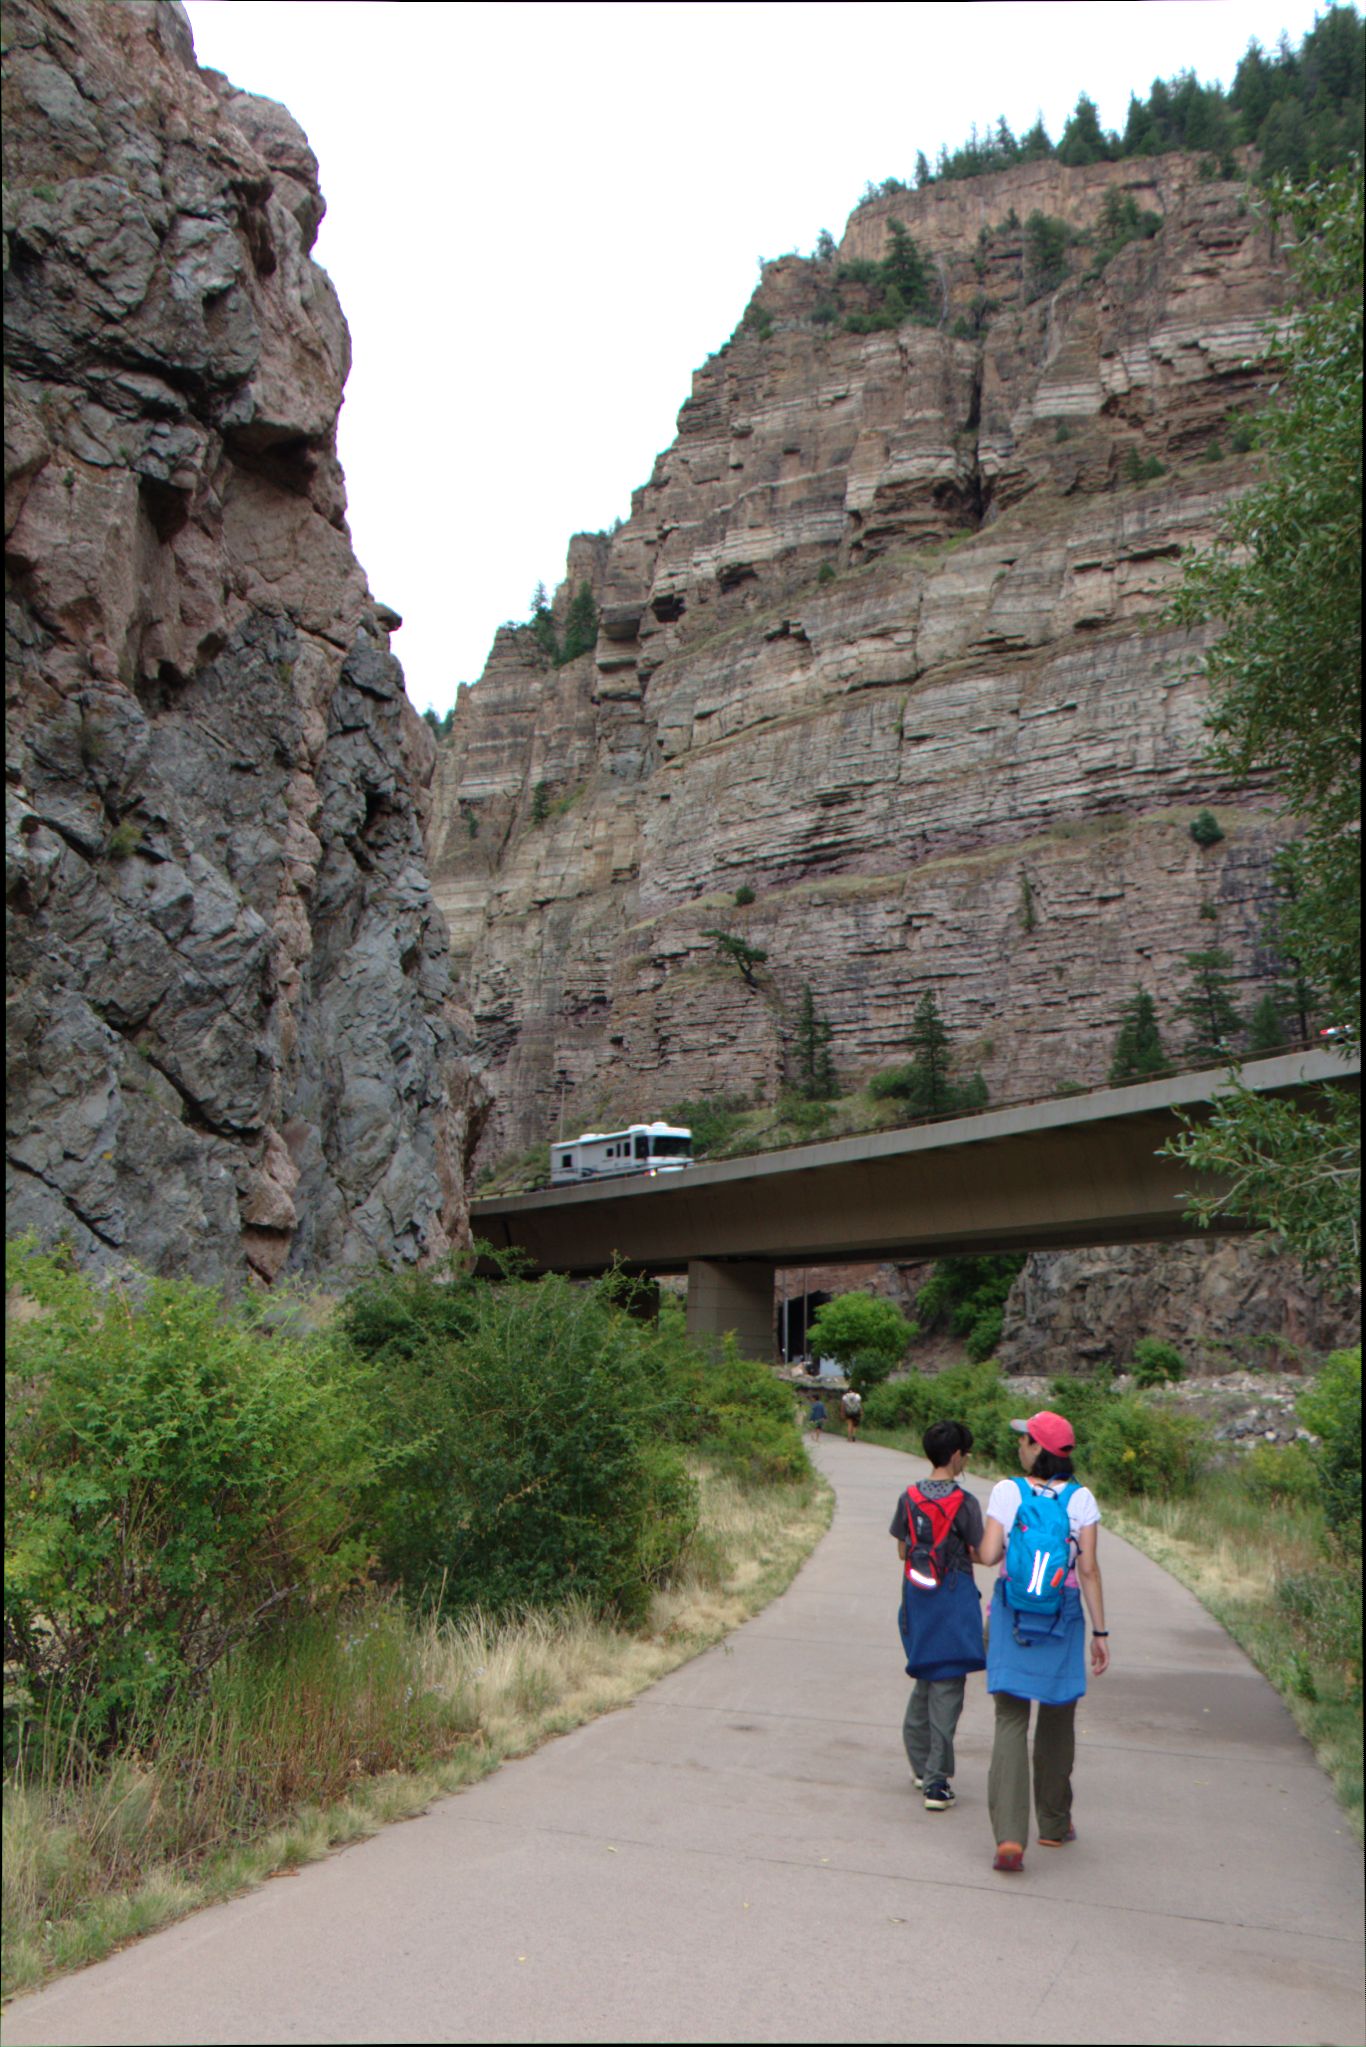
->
<box><xmin>470</xmin><ymin>1049</ymin><xmax>1358</xmax><ymax>1358</ymax></box>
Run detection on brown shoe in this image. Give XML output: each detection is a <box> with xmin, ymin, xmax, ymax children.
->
<box><xmin>1038</xmin><ymin>1824</ymin><xmax>1077</xmax><ymax>1846</ymax></box>
<box><xmin>993</xmin><ymin>1842</ymin><xmax>1025</xmax><ymax>1872</ymax></box>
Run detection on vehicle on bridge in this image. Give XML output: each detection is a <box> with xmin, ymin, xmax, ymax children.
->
<box><xmin>550</xmin><ymin>1122</ymin><xmax>693</xmax><ymax>1185</ymax></box>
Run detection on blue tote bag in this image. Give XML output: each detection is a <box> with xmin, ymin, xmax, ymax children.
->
<box><xmin>985</xmin><ymin>1579</ymin><xmax>1086</xmax><ymax>1705</ymax></box>
<box><xmin>899</xmin><ymin>1568</ymin><xmax>986</xmax><ymax>1680</ymax></box>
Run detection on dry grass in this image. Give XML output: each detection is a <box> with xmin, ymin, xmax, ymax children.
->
<box><xmin>2</xmin><ymin>1461</ymin><xmax>832</xmax><ymax>2002</ymax></box>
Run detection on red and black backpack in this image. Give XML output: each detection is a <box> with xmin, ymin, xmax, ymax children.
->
<box><xmin>903</xmin><ymin>1484</ymin><xmax>964</xmax><ymax>1592</ymax></box>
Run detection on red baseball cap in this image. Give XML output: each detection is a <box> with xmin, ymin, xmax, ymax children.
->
<box><xmin>1010</xmin><ymin>1409</ymin><xmax>1076</xmax><ymax>1454</ymax></box>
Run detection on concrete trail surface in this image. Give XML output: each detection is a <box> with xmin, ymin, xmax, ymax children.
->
<box><xmin>4</xmin><ymin>1437</ymin><xmax>1363</xmax><ymax>2047</ymax></box>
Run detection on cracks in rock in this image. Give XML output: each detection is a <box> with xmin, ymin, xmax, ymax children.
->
<box><xmin>962</xmin><ymin>342</ymin><xmax>992</xmax><ymax>531</ymax></box>
<box><xmin>98</xmin><ymin>1007</ymin><xmax>256</xmax><ymax>1143</ymax></box>
<box><xmin>5</xmin><ymin>1156</ymin><xmax>124</xmax><ymax>1253</ymax></box>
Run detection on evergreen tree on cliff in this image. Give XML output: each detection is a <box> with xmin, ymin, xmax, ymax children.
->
<box><xmin>793</xmin><ymin>985</ymin><xmax>838</xmax><ymax>1101</ymax></box>
<box><xmin>1165</xmin><ymin>164</ymin><xmax>1362</xmax><ymax>1285</ymax></box>
<box><xmin>1175</xmin><ymin>948</ymin><xmax>1245</xmax><ymax>1063</ymax></box>
<box><xmin>875</xmin><ymin>992</ymin><xmax>988</xmax><ymax>1118</ymax></box>
<box><xmin>1108</xmin><ymin>988</ymin><xmax>1171</xmax><ymax>1084</ymax></box>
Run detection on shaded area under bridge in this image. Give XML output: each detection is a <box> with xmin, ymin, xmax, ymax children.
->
<box><xmin>470</xmin><ymin>1050</ymin><xmax>1359</xmax><ymax>1358</ymax></box>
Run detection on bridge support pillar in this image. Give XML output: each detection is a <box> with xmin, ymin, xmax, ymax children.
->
<box><xmin>686</xmin><ymin>1260</ymin><xmax>774</xmax><ymax>1361</ymax></box>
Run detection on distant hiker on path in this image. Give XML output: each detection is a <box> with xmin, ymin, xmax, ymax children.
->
<box><xmin>808</xmin><ymin>1396</ymin><xmax>827</xmax><ymax>1435</ymax></box>
<box><xmin>891</xmin><ymin>1420</ymin><xmax>986</xmax><ymax>1812</ymax></box>
<box><xmin>841</xmin><ymin>1387</ymin><xmax>863</xmax><ymax>1440</ymax></box>
<box><xmin>976</xmin><ymin>1408</ymin><xmax>1109</xmax><ymax>1875</ymax></box>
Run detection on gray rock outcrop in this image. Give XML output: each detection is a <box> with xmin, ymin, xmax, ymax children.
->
<box><xmin>5</xmin><ymin>0</ymin><xmax>477</xmax><ymax>1283</ymax></box>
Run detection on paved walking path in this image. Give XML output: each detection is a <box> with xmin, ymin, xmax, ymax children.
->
<box><xmin>4</xmin><ymin>1437</ymin><xmax>1363</xmax><ymax>2046</ymax></box>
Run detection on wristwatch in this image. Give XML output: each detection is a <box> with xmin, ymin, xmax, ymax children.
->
<box><xmin>1092</xmin><ymin>1630</ymin><xmax>1109</xmax><ymax>1637</ymax></box>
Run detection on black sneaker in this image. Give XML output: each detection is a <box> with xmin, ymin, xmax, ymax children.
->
<box><xmin>923</xmin><ymin>1779</ymin><xmax>955</xmax><ymax>1811</ymax></box>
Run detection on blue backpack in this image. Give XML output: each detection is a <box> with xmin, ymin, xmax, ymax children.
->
<box><xmin>1003</xmin><ymin>1476</ymin><xmax>1079</xmax><ymax>1618</ymax></box>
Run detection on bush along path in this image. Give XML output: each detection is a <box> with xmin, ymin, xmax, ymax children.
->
<box><xmin>2</xmin><ymin>1434</ymin><xmax>1362</xmax><ymax>2046</ymax></box>
<box><xmin>2</xmin><ymin>1244</ymin><xmax>829</xmax><ymax>2000</ymax></box>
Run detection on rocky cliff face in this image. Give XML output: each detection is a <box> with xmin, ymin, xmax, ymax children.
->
<box><xmin>5</xmin><ymin>0</ymin><xmax>476</xmax><ymax>1283</ymax></box>
<box><xmin>429</xmin><ymin>149</ymin><xmax>1356</xmax><ymax>1358</ymax></box>
<box><xmin>432</xmin><ymin>152</ymin><xmax>1292</xmax><ymax>1154</ymax></box>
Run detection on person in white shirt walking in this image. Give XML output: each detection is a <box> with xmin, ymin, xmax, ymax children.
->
<box><xmin>974</xmin><ymin>1408</ymin><xmax>1109</xmax><ymax>1874</ymax></box>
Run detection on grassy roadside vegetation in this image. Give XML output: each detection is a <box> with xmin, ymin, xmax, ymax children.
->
<box><xmin>3</xmin><ymin>1244</ymin><xmax>830</xmax><ymax>2001</ymax></box>
<box><xmin>856</xmin><ymin>1348</ymin><xmax>1363</xmax><ymax>1837</ymax></box>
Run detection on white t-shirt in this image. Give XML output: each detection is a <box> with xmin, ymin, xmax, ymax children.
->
<box><xmin>986</xmin><ymin>1476</ymin><xmax>1101</xmax><ymax>1587</ymax></box>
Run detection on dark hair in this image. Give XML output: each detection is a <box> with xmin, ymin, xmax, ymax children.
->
<box><xmin>923</xmin><ymin>1418</ymin><xmax>973</xmax><ymax>1466</ymax></box>
<box><xmin>1029</xmin><ymin>1442</ymin><xmax>1075</xmax><ymax>1482</ymax></box>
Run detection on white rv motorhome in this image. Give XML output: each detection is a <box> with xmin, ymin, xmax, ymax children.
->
<box><xmin>550</xmin><ymin>1122</ymin><xmax>693</xmax><ymax>1186</ymax></box>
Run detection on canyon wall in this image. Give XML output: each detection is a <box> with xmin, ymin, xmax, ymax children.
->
<box><xmin>432</xmin><ymin>152</ymin><xmax>1291</xmax><ymax>1154</ymax></box>
<box><xmin>5</xmin><ymin>0</ymin><xmax>477</xmax><ymax>1283</ymax></box>
<box><xmin>429</xmin><ymin>150</ymin><xmax>1355</xmax><ymax>1360</ymax></box>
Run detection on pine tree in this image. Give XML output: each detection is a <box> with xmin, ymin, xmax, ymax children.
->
<box><xmin>1109</xmin><ymin>987</ymin><xmax>1171</xmax><ymax>1083</ymax></box>
<box><xmin>559</xmin><ymin>582</ymin><xmax>599</xmax><ymax>664</ymax></box>
<box><xmin>1175</xmin><ymin>948</ymin><xmax>1245</xmax><ymax>1062</ymax></box>
<box><xmin>1058</xmin><ymin>92</ymin><xmax>1114</xmax><ymax>165</ymax></box>
<box><xmin>881</xmin><ymin>220</ymin><xmax>930</xmax><ymax>316</ymax></box>
<box><xmin>1248</xmin><ymin>991</ymin><xmax>1286</xmax><ymax>1054</ymax></box>
<box><xmin>794</xmin><ymin>985</ymin><xmax>837</xmax><ymax>1100</ymax></box>
<box><xmin>905</xmin><ymin>991</ymin><xmax>954</xmax><ymax>1113</ymax></box>
<box><xmin>529</xmin><ymin>581</ymin><xmax>559</xmax><ymax>661</ymax></box>
<box><xmin>702</xmin><ymin>929</ymin><xmax>768</xmax><ymax>989</ymax></box>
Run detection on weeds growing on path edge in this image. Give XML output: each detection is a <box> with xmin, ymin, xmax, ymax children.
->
<box><xmin>1</xmin><ymin>1461</ymin><xmax>831</xmax><ymax>2003</ymax></box>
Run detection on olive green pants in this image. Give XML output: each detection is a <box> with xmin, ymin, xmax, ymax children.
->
<box><xmin>987</xmin><ymin>1692</ymin><xmax>1076</xmax><ymax>1845</ymax></box>
<box><xmin>902</xmin><ymin>1675</ymin><xmax>967</xmax><ymax>1783</ymax></box>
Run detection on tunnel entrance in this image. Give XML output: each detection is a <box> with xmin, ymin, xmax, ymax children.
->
<box><xmin>778</xmin><ymin>1287</ymin><xmax>831</xmax><ymax>1368</ymax></box>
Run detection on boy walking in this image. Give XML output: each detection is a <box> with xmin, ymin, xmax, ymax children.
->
<box><xmin>890</xmin><ymin>1420</ymin><xmax>986</xmax><ymax>1812</ymax></box>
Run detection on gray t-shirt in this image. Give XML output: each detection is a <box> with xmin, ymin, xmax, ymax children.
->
<box><xmin>890</xmin><ymin>1480</ymin><xmax>984</xmax><ymax>1576</ymax></box>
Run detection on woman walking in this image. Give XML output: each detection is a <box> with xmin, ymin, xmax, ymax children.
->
<box><xmin>975</xmin><ymin>1408</ymin><xmax>1109</xmax><ymax>1874</ymax></box>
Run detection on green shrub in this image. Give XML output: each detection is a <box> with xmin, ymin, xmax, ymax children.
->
<box><xmin>914</xmin><ymin>1256</ymin><xmax>1024</xmax><ymax>1349</ymax></box>
<box><xmin>104</xmin><ymin>820</ymin><xmax>142</xmax><ymax>860</ymax></box>
<box><xmin>868</xmin><ymin>1062</ymin><xmax>917</xmax><ymax>1101</ymax></box>
<box><xmin>1298</xmin><ymin>1347</ymin><xmax>1361</xmax><ymax>1545</ymax></box>
<box><xmin>733</xmin><ymin>884</ymin><xmax>756</xmax><ymax>907</ymax></box>
<box><xmin>1122</xmin><ymin>447</ymin><xmax>1168</xmax><ymax>484</ymax></box>
<box><xmin>342</xmin><ymin>1275</ymin><xmax>806</xmax><ymax>1627</ymax></box>
<box><xmin>1130</xmin><ymin>1336</ymin><xmax>1187</xmax><ymax>1387</ymax></box>
<box><xmin>777</xmin><ymin>1093</ymin><xmax>834</xmax><ymax>1142</ymax></box>
<box><xmin>670</xmin><ymin>1333</ymin><xmax>808</xmax><ymax>1486</ymax></box>
<box><xmin>863</xmin><ymin>1358</ymin><xmax>1016</xmax><ymax>1463</ymax></box>
<box><xmin>1189</xmin><ymin>808</ymin><xmax>1225</xmax><ymax>848</ymax></box>
<box><xmin>1241</xmin><ymin>1440</ymin><xmax>1318</xmax><ymax>1506</ymax></box>
<box><xmin>349</xmin><ymin>1269</ymin><xmax>699</xmax><ymax>1627</ymax></box>
<box><xmin>1277</xmin><ymin>1552</ymin><xmax>1363</xmax><ymax>1704</ymax></box>
<box><xmin>965</xmin><ymin>1306</ymin><xmax>1005</xmax><ymax>1363</ymax></box>
<box><xmin>817</xmin><ymin>561</ymin><xmax>837</xmax><ymax>583</ymax></box>
<box><xmin>4</xmin><ymin>1243</ymin><xmax>378</xmax><ymax>1750</ymax></box>
<box><xmin>1083</xmin><ymin>1395</ymin><xmax>1209</xmax><ymax>1498</ymax></box>
<box><xmin>665</xmin><ymin>1093</ymin><xmax>751</xmax><ymax>1157</ymax></box>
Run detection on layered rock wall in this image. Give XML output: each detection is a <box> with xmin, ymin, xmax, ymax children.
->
<box><xmin>431</xmin><ymin>153</ymin><xmax>1292</xmax><ymax>1159</ymax></box>
<box><xmin>430</xmin><ymin>150</ymin><xmax>1355</xmax><ymax>1357</ymax></box>
<box><xmin>5</xmin><ymin>0</ymin><xmax>476</xmax><ymax>1282</ymax></box>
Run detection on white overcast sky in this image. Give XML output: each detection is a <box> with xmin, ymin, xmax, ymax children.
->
<box><xmin>182</xmin><ymin>0</ymin><xmax>1333</xmax><ymax>716</ymax></box>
